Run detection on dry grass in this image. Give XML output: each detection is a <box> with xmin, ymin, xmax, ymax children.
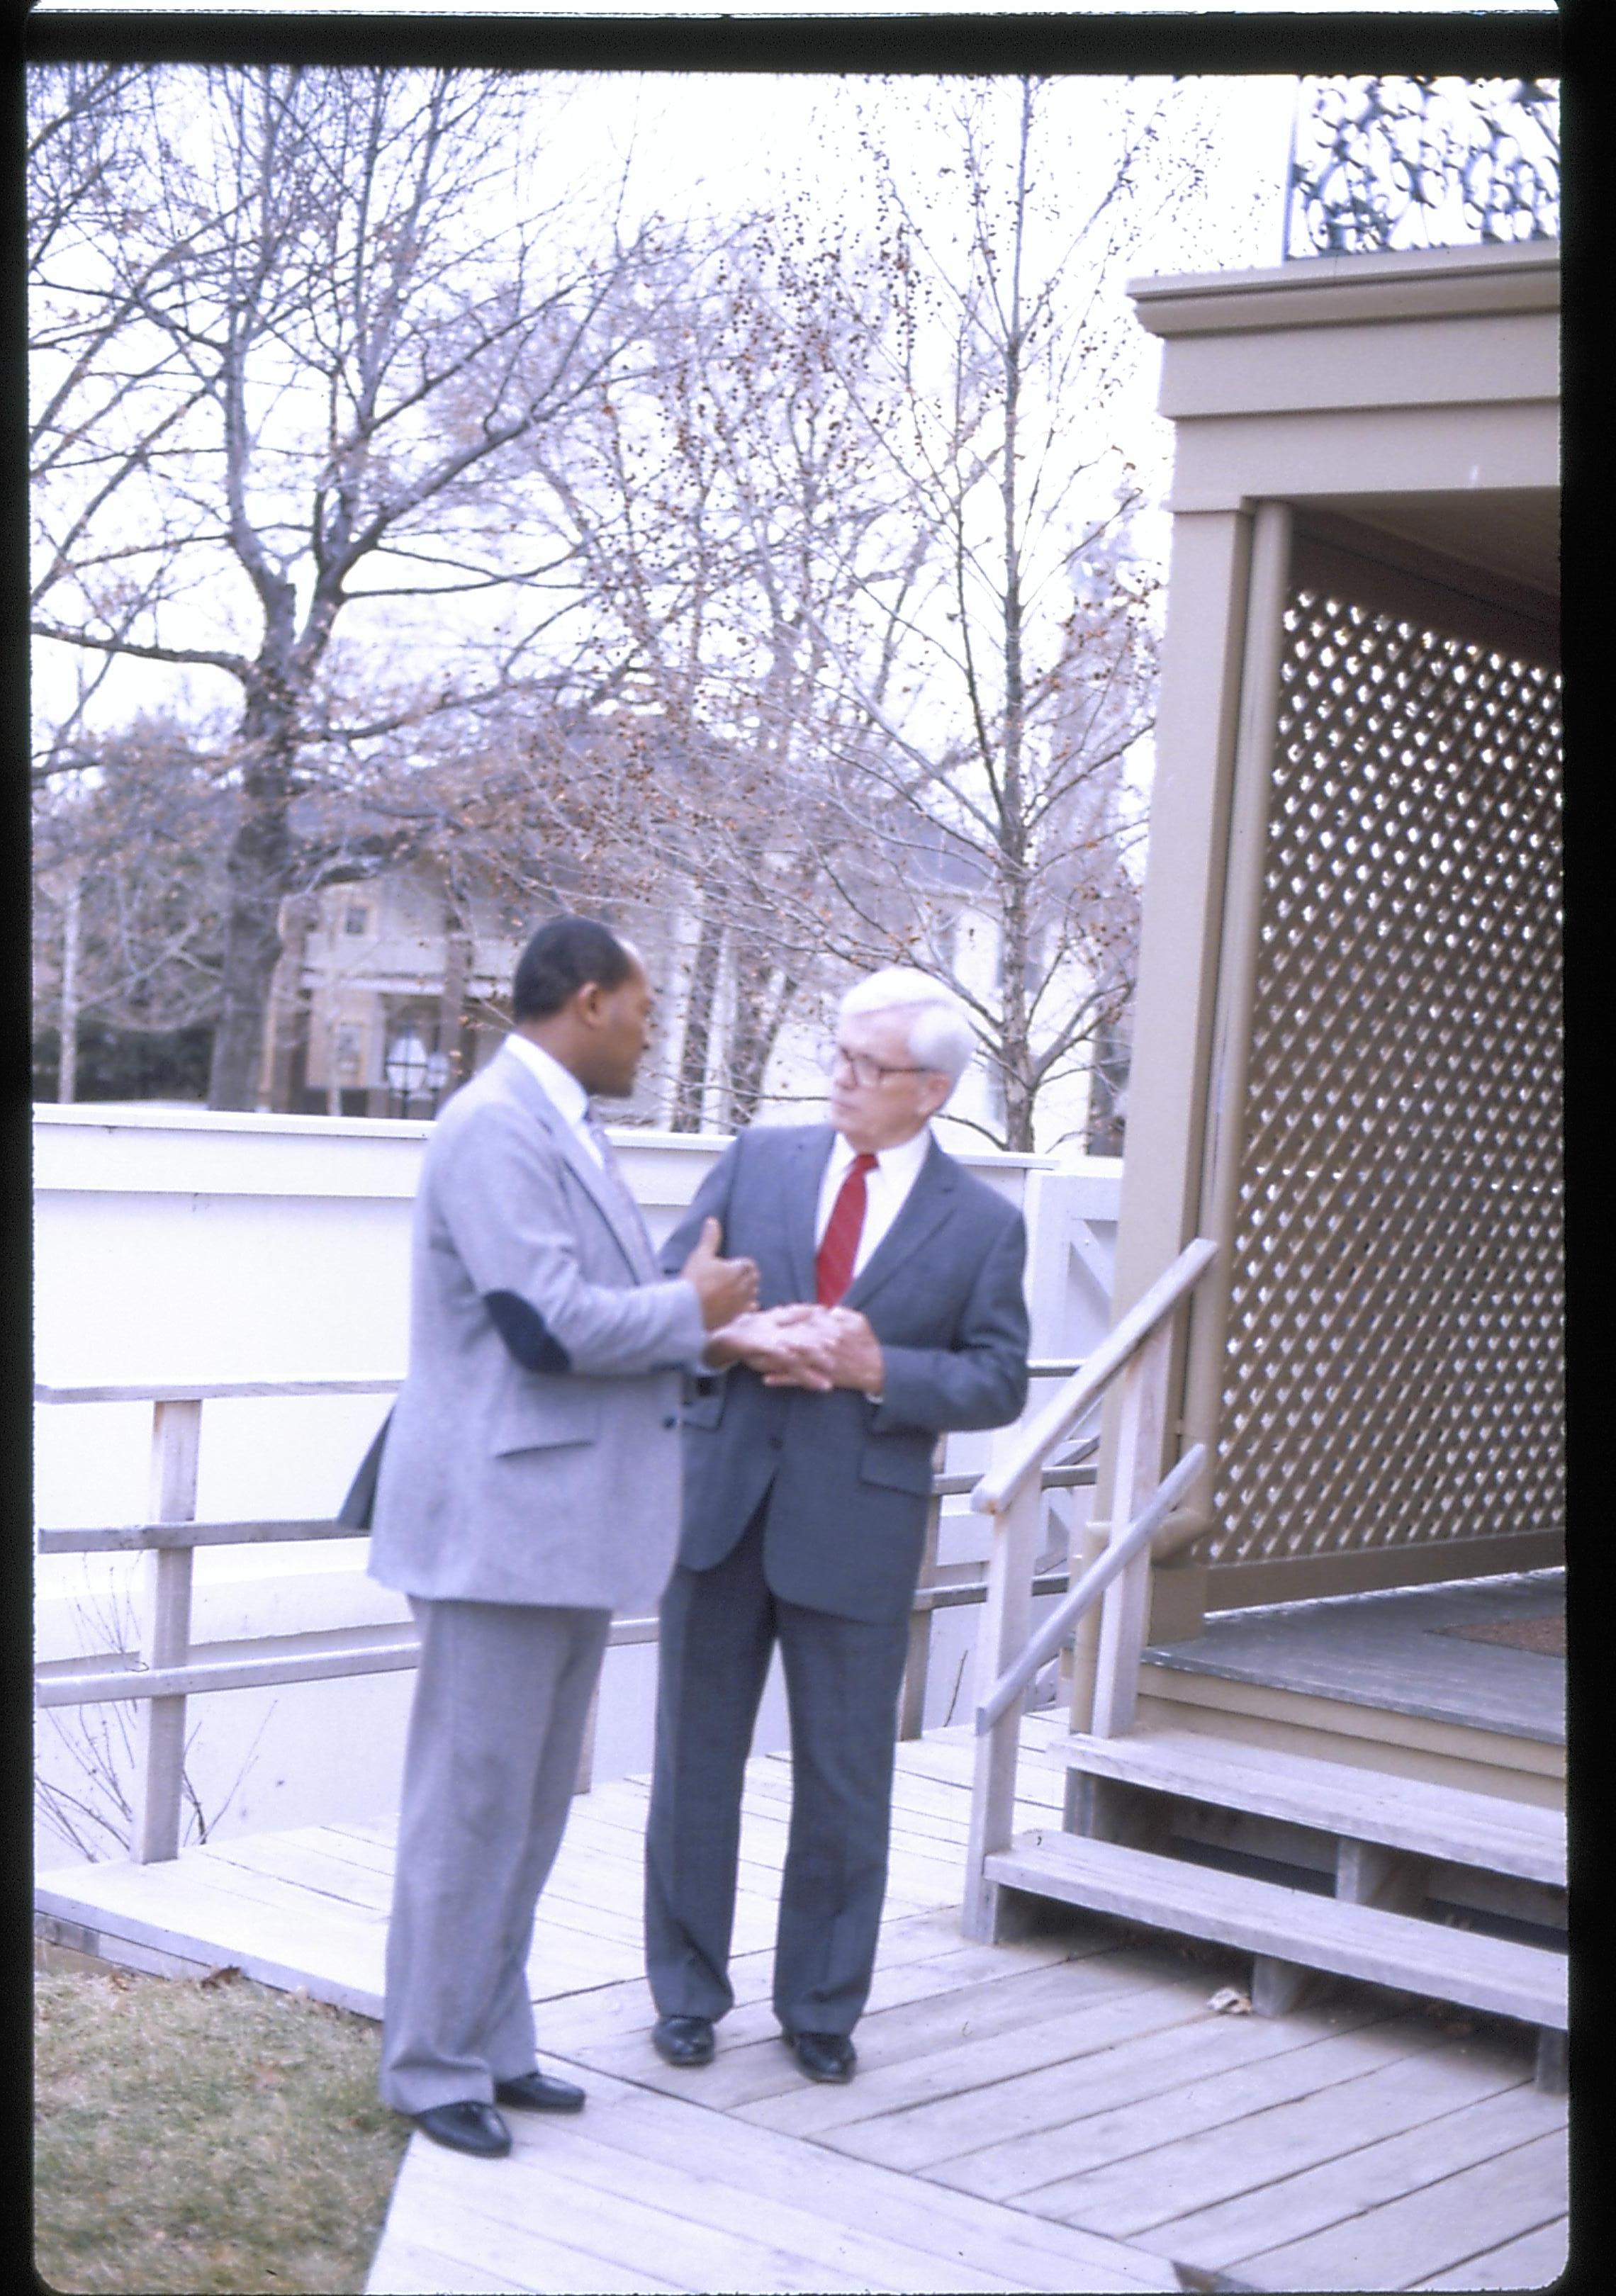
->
<box><xmin>33</xmin><ymin>1958</ymin><xmax>410</xmax><ymax>2295</ymax></box>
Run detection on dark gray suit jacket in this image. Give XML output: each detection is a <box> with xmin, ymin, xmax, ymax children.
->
<box><xmin>661</xmin><ymin>1125</ymin><xmax>1030</xmax><ymax>1626</ymax></box>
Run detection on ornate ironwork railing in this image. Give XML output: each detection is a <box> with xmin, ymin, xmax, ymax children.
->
<box><xmin>1284</xmin><ymin>76</ymin><xmax>1559</xmax><ymax>258</ymax></box>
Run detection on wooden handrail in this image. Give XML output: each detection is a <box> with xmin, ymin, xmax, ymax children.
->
<box><xmin>33</xmin><ymin>1346</ymin><xmax>1106</xmax><ymax>1855</ymax></box>
<box><xmin>35</xmin><ymin>1562</ymin><xmax>1082</xmax><ymax>1714</ymax></box>
<box><xmin>34</xmin><ymin>1367</ymin><xmax>1094</xmax><ymax>1853</ymax></box>
<box><xmin>35</xmin><ymin>1363</ymin><xmax>1081</xmax><ymax>1409</ymax></box>
<box><xmin>970</xmin><ymin>1239</ymin><xmax>1217</xmax><ymax>1516</ymax></box>
<box><xmin>33</xmin><ymin>1377</ymin><xmax>404</xmax><ymax>1404</ymax></box>
<box><xmin>975</xmin><ymin>1444</ymin><xmax>1208</xmax><ymax>1733</ymax></box>
<box><xmin>35</xmin><ymin>1362</ymin><xmax>1080</xmax><ymax>1407</ymax></box>
<box><xmin>962</xmin><ymin>1237</ymin><xmax>1221</xmax><ymax>1942</ymax></box>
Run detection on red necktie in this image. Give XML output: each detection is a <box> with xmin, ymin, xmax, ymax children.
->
<box><xmin>816</xmin><ymin>1152</ymin><xmax>878</xmax><ymax>1306</ymax></box>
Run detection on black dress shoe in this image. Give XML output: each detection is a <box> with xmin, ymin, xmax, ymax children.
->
<box><xmin>781</xmin><ymin>2028</ymin><xmax>856</xmax><ymax>2083</ymax></box>
<box><xmin>415</xmin><ymin>2100</ymin><xmax>512</xmax><ymax>2157</ymax></box>
<box><xmin>494</xmin><ymin>2069</ymin><xmax>586</xmax><ymax>2114</ymax></box>
<box><xmin>651</xmin><ymin>2014</ymin><xmax>716</xmax><ymax>2066</ymax></box>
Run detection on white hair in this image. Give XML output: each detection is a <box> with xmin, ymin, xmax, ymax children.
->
<box><xmin>838</xmin><ymin>967</ymin><xmax>976</xmax><ymax>1084</ymax></box>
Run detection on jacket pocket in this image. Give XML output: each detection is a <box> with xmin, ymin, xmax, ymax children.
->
<box><xmin>858</xmin><ymin>1440</ymin><xmax>936</xmax><ymax>1497</ymax></box>
<box><xmin>683</xmin><ymin>1384</ymin><xmax>727</xmax><ymax>1431</ymax></box>
<box><xmin>490</xmin><ymin>1394</ymin><xmax>601</xmax><ymax>1457</ymax></box>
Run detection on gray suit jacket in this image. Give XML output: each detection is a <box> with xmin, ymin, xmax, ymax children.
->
<box><xmin>661</xmin><ymin>1125</ymin><xmax>1030</xmax><ymax>1626</ymax></box>
<box><xmin>368</xmin><ymin>1042</ymin><xmax>707</xmax><ymax>1614</ymax></box>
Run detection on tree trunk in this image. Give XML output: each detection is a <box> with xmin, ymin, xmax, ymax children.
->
<box><xmin>208</xmin><ymin>710</ymin><xmax>294</xmax><ymax>1110</ymax></box>
<box><xmin>728</xmin><ymin>949</ymin><xmax>792</xmax><ymax>1128</ymax></box>
<box><xmin>672</xmin><ymin>908</ymin><xmax>722</xmax><ymax>1132</ymax></box>
<box><xmin>1084</xmin><ymin>1007</ymin><xmax>1132</xmax><ymax>1158</ymax></box>
<box><xmin>262</xmin><ymin>892</ymin><xmax>315</xmax><ymax>1113</ymax></box>
<box><xmin>439</xmin><ymin>894</ymin><xmax>475</xmax><ymax>1101</ymax></box>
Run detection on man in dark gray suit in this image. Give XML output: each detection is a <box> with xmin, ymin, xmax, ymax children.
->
<box><xmin>645</xmin><ymin>969</ymin><xmax>1030</xmax><ymax>2084</ymax></box>
<box><xmin>368</xmin><ymin>916</ymin><xmax>757</xmax><ymax>2157</ymax></box>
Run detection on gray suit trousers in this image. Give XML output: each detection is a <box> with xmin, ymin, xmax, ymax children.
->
<box><xmin>379</xmin><ymin>1597</ymin><xmax>609</xmax><ymax>2115</ymax></box>
<box><xmin>644</xmin><ymin>1507</ymin><xmax>911</xmax><ymax>2037</ymax></box>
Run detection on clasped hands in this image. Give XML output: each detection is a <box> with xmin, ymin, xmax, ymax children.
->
<box><xmin>705</xmin><ymin>1300</ymin><xmax>885</xmax><ymax>1395</ymax></box>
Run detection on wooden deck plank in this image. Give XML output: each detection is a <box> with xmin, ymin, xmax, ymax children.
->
<box><xmin>496</xmin><ymin>2110</ymin><xmax>1036</xmax><ymax>2295</ymax></box>
<box><xmin>987</xmin><ymin>1829</ymin><xmax>1567</xmax><ymax>2027</ymax></box>
<box><xmin>1410</xmin><ymin>2216</ymin><xmax>1569</xmax><ymax>2290</ymax></box>
<box><xmin>466</xmin><ymin>2069</ymin><xmax>1184</xmax><ymax>2296</ymax></box>
<box><xmin>1135</xmin><ymin>2084</ymin><xmax>1566</xmax><ymax>2273</ymax></box>
<box><xmin>35</xmin><ymin>1859</ymin><xmax>387</xmax><ymax>2014</ymax></box>
<box><xmin>40</xmin><ymin>1707</ymin><xmax>1563</xmax><ymax>2296</ymax></box>
<box><xmin>1233</xmin><ymin>2128</ymin><xmax>1569</xmax><ymax>2290</ymax></box>
<box><xmin>430</xmin><ymin>2148</ymin><xmax>902</xmax><ymax>2295</ymax></box>
<box><xmin>741</xmin><ymin>1967</ymin><xmax>1200</xmax><ymax>2136</ymax></box>
<box><xmin>868</xmin><ymin>2000</ymin><xmax>1405</xmax><ymax>2185</ymax></box>
<box><xmin>561</xmin><ymin>1941</ymin><xmax>1113</xmax><ymax>2094</ymax></box>
<box><xmin>378</xmin><ymin>2143</ymin><xmax>686</xmax><ymax>2294</ymax></box>
<box><xmin>1143</xmin><ymin>1577</ymin><xmax>1566</xmax><ymax>1745</ymax></box>
<box><xmin>1050</xmin><ymin>1727</ymin><xmax>1566</xmax><ymax>1883</ymax></box>
<box><xmin>537</xmin><ymin>1919</ymin><xmax>1075</xmax><ymax>2057</ymax></box>
<box><xmin>365</xmin><ymin>2231</ymin><xmax>540</xmax><ymax>2295</ymax></box>
<box><xmin>1014</xmin><ymin>2046</ymin><xmax>1535</xmax><ymax>2236</ymax></box>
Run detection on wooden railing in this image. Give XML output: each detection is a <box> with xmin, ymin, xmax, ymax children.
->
<box><xmin>962</xmin><ymin>1239</ymin><xmax>1220</xmax><ymax>1939</ymax></box>
<box><xmin>35</xmin><ymin>1363</ymin><xmax>1093</xmax><ymax>1865</ymax></box>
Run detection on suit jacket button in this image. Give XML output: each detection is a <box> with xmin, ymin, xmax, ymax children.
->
<box><xmin>769</xmin><ymin>1434</ymin><xmax>784</xmax><ymax>1451</ymax></box>
<box><xmin>663</xmin><ymin>1413</ymin><xmax>678</xmax><ymax>1429</ymax></box>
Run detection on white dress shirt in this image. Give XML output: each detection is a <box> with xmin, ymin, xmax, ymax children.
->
<box><xmin>503</xmin><ymin>1031</ymin><xmax>604</xmax><ymax>1167</ymax></box>
<box><xmin>814</xmin><ymin>1123</ymin><xmax>933</xmax><ymax>1281</ymax></box>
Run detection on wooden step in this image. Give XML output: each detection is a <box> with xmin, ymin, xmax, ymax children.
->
<box><xmin>1052</xmin><ymin>1728</ymin><xmax>1565</xmax><ymax>1886</ymax></box>
<box><xmin>984</xmin><ymin>1828</ymin><xmax>1567</xmax><ymax>2031</ymax></box>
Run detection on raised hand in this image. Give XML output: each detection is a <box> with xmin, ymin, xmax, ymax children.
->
<box><xmin>680</xmin><ymin>1217</ymin><xmax>760</xmax><ymax>1330</ymax></box>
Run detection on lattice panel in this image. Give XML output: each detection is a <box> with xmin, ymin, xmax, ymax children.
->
<box><xmin>1208</xmin><ymin>590</ymin><xmax>1563</xmax><ymax>1575</ymax></box>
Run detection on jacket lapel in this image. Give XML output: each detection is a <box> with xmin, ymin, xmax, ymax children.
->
<box><xmin>785</xmin><ymin>1127</ymin><xmax>836</xmax><ymax>1302</ymax></box>
<box><xmin>843</xmin><ymin>1137</ymin><xmax>960</xmax><ymax>1311</ymax></box>
<box><xmin>495</xmin><ymin>1047</ymin><xmax>653</xmax><ymax>1281</ymax></box>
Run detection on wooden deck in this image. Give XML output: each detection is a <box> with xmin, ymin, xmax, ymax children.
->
<box><xmin>35</xmin><ymin>1717</ymin><xmax>1568</xmax><ymax>2294</ymax></box>
<box><xmin>1142</xmin><ymin>1572</ymin><xmax>1566</xmax><ymax>1744</ymax></box>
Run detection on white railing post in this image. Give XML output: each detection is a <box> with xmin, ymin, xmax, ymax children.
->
<box><xmin>963</xmin><ymin>1469</ymin><xmax>1042</xmax><ymax>1940</ymax></box>
<box><xmin>1089</xmin><ymin>1318</ymin><xmax>1173</xmax><ymax>1739</ymax></box>
<box><xmin>899</xmin><ymin>1439</ymin><xmax>948</xmax><ymax>1740</ymax></box>
<box><xmin>130</xmin><ymin>1399</ymin><xmax>201</xmax><ymax>1863</ymax></box>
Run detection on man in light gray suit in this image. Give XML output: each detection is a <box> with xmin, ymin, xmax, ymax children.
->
<box><xmin>368</xmin><ymin>916</ymin><xmax>757</xmax><ymax>2158</ymax></box>
<box><xmin>645</xmin><ymin>969</ymin><xmax>1030</xmax><ymax>2085</ymax></box>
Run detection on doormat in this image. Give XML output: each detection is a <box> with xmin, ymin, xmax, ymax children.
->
<box><xmin>1433</xmin><ymin>1614</ymin><xmax>1564</xmax><ymax>1656</ymax></box>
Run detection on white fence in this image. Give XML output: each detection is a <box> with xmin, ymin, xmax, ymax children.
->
<box><xmin>33</xmin><ymin>1103</ymin><xmax>1120</xmax><ymax>1869</ymax></box>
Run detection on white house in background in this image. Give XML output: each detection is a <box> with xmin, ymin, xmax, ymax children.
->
<box><xmin>257</xmin><ymin>857</ymin><xmax>1109</xmax><ymax>1157</ymax></box>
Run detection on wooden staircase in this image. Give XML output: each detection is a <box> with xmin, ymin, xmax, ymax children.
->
<box><xmin>982</xmin><ymin>1726</ymin><xmax>1566</xmax><ymax>2089</ymax></box>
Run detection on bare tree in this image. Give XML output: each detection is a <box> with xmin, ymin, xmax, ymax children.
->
<box><xmin>519</xmin><ymin>223</ymin><xmax>914</xmax><ymax>1124</ymax></box>
<box><xmin>620</xmin><ymin>79</ymin><xmax>1189</xmax><ymax>1152</ymax></box>
<box><xmin>29</xmin><ymin>64</ymin><xmax>696</xmax><ymax>1106</ymax></box>
<box><xmin>520</xmin><ymin>81</ymin><xmax>1189</xmax><ymax>1151</ymax></box>
<box><xmin>33</xmin><ymin>716</ymin><xmax>232</xmax><ymax>1098</ymax></box>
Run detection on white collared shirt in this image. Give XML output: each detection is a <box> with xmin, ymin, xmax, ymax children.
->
<box><xmin>503</xmin><ymin>1031</ymin><xmax>604</xmax><ymax>1168</ymax></box>
<box><xmin>814</xmin><ymin>1123</ymin><xmax>933</xmax><ymax>1282</ymax></box>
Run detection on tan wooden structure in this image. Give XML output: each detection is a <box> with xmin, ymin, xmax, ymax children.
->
<box><xmin>961</xmin><ymin>242</ymin><xmax>1564</xmax><ymax>2078</ymax></box>
<box><xmin>1116</xmin><ymin>240</ymin><xmax>1561</xmax><ymax>1633</ymax></box>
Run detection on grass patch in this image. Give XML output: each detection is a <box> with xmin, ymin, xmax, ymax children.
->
<box><xmin>34</xmin><ymin>1960</ymin><xmax>410</xmax><ymax>2295</ymax></box>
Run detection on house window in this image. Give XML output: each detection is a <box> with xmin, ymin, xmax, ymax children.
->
<box><xmin>344</xmin><ymin>905</ymin><xmax>369</xmax><ymax>937</ymax></box>
<box><xmin>335</xmin><ymin>1026</ymin><xmax>364</xmax><ymax>1081</ymax></box>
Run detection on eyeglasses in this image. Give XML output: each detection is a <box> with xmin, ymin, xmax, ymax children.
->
<box><xmin>818</xmin><ymin>1039</ymin><xmax>932</xmax><ymax>1090</ymax></box>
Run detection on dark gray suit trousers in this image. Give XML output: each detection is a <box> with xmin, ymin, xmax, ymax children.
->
<box><xmin>644</xmin><ymin>1502</ymin><xmax>911</xmax><ymax>2037</ymax></box>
